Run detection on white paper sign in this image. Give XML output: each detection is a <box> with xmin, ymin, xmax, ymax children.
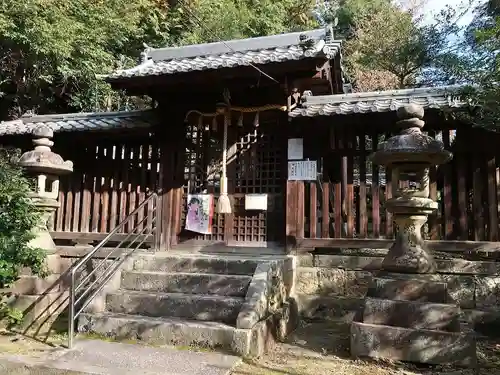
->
<box><xmin>244</xmin><ymin>194</ymin><xmax>268</xmax><ymax>210</ymax></box>
<box><xmin>288</xmin><ymin>160</ymin><xmax>317</xmax><ymax>181</ymax></box>
<box><xmin>287</xmin><ymin>138</ymin><xmax>303</xmax><ymax>160</ymax></box>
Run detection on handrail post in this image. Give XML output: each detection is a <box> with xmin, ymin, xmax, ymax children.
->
<box><xmin>68</xmin><ymin>270</ymin><xmax>75</xmax><ymax>348</ymax></box>
<box><xmin>154</xmin><ymin>193</ymin><xmax>163</xmax><ymax>251</ymax></box>
<box><xmin>66</xmin><ymin>193</ymin><xmax>157</xmax><ymax>348</ymax></box>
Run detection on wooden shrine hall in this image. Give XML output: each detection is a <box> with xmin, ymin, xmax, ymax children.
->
<box><xmin>0</xmin><ymin>25</ymin><xmax>498</xmax><ymax>254</ymax></box>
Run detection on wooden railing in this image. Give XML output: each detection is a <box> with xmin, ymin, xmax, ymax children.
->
<box><xmin>290</xmin><ymin>126</ymin><xmax>500</xmax><ymax>242</ymax></box>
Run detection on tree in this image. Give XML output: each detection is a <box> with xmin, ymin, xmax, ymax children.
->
<box><xmin>0</xmin><ymin>0</ymin><xmax>174</xmax><ymax>119</ymax></box>
<box><xmin>316</xmin><ymin>0</ymin><xmax>448</xmax><ymax>91</ymax></box>
<box><xmin>425</xmin><ymin>0</ymin><xmax>499</xmax><ymax>128</ymax></box>
<box><xmin>464</xmin><ymin>0</ymin><xmax>499</xmax><ymax>128</ymax></box>
<box><xmin>0</xmin><ymin>149</ymin><xmax>46</xmax><ymax>326</ymax></box>
<box><xmin>0</xmin><ymin>0</ymin><xmax>321</xmax><ymax>119</ymax></box>
<box><xmin>169</xmin><ymin>0</ymin><xmax>318</xmax><ymax>44</ymax></box>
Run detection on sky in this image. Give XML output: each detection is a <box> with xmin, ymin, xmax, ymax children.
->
<box><xmin>421</xmin><ymin>0</ymin><xmax>486</xmax><ymax>26</ymax></box>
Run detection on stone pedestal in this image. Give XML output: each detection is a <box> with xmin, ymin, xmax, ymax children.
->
<box><xmin>10</xmin><ymin>125</ymin><xmax>73</xmax><ymax>333</ymax></box>
<box><xmin>349</xmin><ymin>104</ymin><xmax>476</xmax><ymax>367</ymax></box>
<box><xmin>351</xmin><ymin>273</ymin><xmax>476</xmax><ymax>367</ymax></box>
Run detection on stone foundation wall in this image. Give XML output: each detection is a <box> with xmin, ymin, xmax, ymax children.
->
<box><xmin>9</xmin><ymin>251</ymin><xmax>123</xmax><ymax>333</ymax></box>
<box><xmin>295</xmin><ymin>251</ymin><xmax>500</xmax><ymax>333</ymax></box>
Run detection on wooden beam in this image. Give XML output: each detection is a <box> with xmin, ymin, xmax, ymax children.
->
<box><xmin>51</xmin><ymin>231</ymin><xmax>154</xmax><ymax>245</ymax></box>
<box><xmin>295</xmin><ymin>237</ymin><xmax>500</xmax><ymax>252</ymax></box>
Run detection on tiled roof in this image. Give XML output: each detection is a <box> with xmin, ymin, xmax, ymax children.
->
<box><xmin>0</xmin><ymin>110</ymin><xmax>156</xmax><ymax>136</ymax></box>
<box><xmin>289</xmin><ymin>85</ymin><xmax>467</xmax><ymax>118</ymax></box>
<box><xmin>107</xmin><ymin>27</ymin><xmax>341</xmax><ymax>80</ymax></box>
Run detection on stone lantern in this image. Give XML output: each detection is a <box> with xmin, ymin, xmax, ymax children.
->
<box><xmin>18</xmin><ymin>125</ymin><xmax>73</xmax><ymax>252</ymax></box>
<box><xmin>371</xmin><ymin>104</ymin><xmax>451</xmax><ymax>273</ymax></box>
<box><xmin>350</xmin><ymin>104</ymin><xmax>476</xmax><ymax>367</ymax></box>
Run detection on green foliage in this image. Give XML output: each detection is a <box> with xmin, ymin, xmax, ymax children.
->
<box><xmin>0</xmin><ymin>149</ymin><xmax>46</xmax><ymax>326</ymax></box>
<box><xmin>168</xmin><ymin>0</ymin><xmax>318</xmax><ymax>44</ymax></box>
<box><xmin>427</xmin><ymin>0</ymin><xmax>499</xmax><ymax>129</ymax></box>
<box><xmin>0</xmin><ymin>0</ymin><xmax>174</xmax><ymax>119</ymax></box>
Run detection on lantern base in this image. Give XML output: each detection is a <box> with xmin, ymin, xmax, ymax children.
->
<box><xmin>382</xmin><ymin>214</ymin><xmax>436</xmax><ymax>274</ymax></box>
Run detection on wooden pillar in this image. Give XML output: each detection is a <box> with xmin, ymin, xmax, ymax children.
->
<box><xmin>157</xmin><ymin>112</ymin><xmax>186</xmax><ymax>251</ymax></box>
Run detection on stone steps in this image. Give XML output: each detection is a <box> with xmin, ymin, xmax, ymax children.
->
<box><xmin>362</xmin><ymin>297</ymin><xmax>461</xmax><ymax>332</ymax></box>
<box><xmin>78</xmin><ymin>312</ymin><xmax>241</xmax><ymax>351</ymax></box>
<box><xmin>368</xmin><ymin>277</ymin><xmax>448</xmax><ymax>303</ymax></box>
<box><xmin>105</xmin><ymin>290</ymin><xmax>244</xmax><ymax>324</ymax></box>
<box><xmin>351</xmin><ymin>321</ymin><xmax>476</xmax><ymax>366</ymax></box>
<box><xmin>132</xmin><ymin>255</ymin><xmax>258</xmax><ymax>275</ymax></box>
<box><xmin>121</xmin><ymin>270</ymin><xmax>252</xmax><ymax>297</ymax></box>
<box><xmin>76</xmin><ymin>254</ymin><xmax>275</xmax><ymax>355</ymax></box>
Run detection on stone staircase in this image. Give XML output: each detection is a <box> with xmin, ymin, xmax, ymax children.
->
<box><xmin>77</xmin><ymin>253</ymin><xmax>265</xmax><ymax>354</ymax></box>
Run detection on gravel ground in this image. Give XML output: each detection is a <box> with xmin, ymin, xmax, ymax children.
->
<box><xmin>233</xmin><ymin>320</ymin><xmax>500</xmax><ymax>375</ymax></box>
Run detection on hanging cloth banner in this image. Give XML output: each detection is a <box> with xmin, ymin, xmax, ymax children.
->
<box><xmin>186</xmin><ymin>194</ymin><xmax>214</xmax><ymax>235</ymax></box>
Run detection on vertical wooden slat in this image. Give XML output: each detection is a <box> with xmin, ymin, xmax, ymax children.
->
<box><xmin>487</xmin><ymin>155</ymin><xmax>498</xmax><ymax>241</ymax></box>
<box><xmin>128</xmin><ymin>144</ymin><xmax>141</xmax><ymax>232</ymax></box>
<box><xmin>147</xmin><ymin>142</ymin><xmax>158</xmax><ymax>233</ymax></box>
<box><xmin>309</xmin><ymin>182</ymin><xmax>317</xmax><ymax>238</ymax></box>
<box><xmin>119</xmin><ymin>144</ymin><xmax>130</xmax><ymax>232</ymax></box>
<box><xmin>109</xmin><ymin>144</ymin><xmax>119</xmax><ymax>231</ymax></box>
<box><xmin>55</xmin><ymin>180</ymin><xmax>65</xmax><ymax>232</ymax></box>
<box><xmin>91</xmin><ymin>144</ymin><xmax>101</xmax><ymax>232</ymax></box>
<box><xmin>81</xmin><ymin>165</ymin><xmax>92</xmax><ymax>233</ymax></box>
<box><xmin>297</xmin><ymin>181</ymin><xmax>305</xmax><ymax>238</ymax></box>
<box><xmin>321</xmin><ymin>182</ymin><xmax>329</xmax><ymax>238</ymax></box>
<box><xmin>64</xmin><ymin>178</ymin><xmax>73</xmax><ymax>231</ymax></box>
<box><xmin>457</xmin><ymin>153</ymin><xmax>468</xmax><ymax>240</ymax></box>
<box><xmin>72</xmin><ymin>174</ymin><xmax>81</xmax><ymax>232</ymax></box>
<box><xmin>443</xmin><ymin>130</ymin><xmax>453</xmax><ymax>239</ymax></box>
<box><xmin>359</xmin><ymin>131</ymin><xmax>367</xmax><ymax>238</ymax></box>
<box><xmin>335</xmin><ymin>127</ymin><xmax>344</xmax><ymax>238</ymax></box>
<box><xmin>285</xmin><ymin>181</ymin><xmax>296</xmax><ymax>249</ymax></box>
<box><xmin>371</xmin><ymin>133</ymin><xmax>380</xmax><ymax>238</ymax></box>
<box><xmin>429</xmin><ymin>164</ymin><xmax>439</xmax><ymax>239</ymax></box>
<box><xmin>137</xmin><ymin>142</ymin><xmax>148</xmax><ymax>232</ymax></box>
<box><xmin>428</xmin><ymin>128</ymin><xmax>439</xmax><ymax>240</ymax></box>
<box><xmin>385</xmin><ymin>165</ymin><xmax>393</xmax><ymax>238</ymax></box>
<box><xmin>456</xmin><ymin>128</ymin><xmax>468</xmax><ymax>239</ymax></box>
<box><xmin>100</xmin><ymin>144</ymin><xmax>110</xmax><ymax>233</ymax></box>
<box><xmin>473</xmin><ymin>156</ymin><xmax>484</xmax><ymax>240</ymax></box>
<box><xmin>346</xmin><ymin>128</ymin><xmax>354</xmax><ymax>238</ymax></box>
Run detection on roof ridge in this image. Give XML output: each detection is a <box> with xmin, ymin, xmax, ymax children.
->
<box><xmin>21</xmin><ymin>109</ymin><xmax>155</xmax><ymax>124</ymax></box>
<box><xmin>303</xmin><ymin>85</ymin><xmax>464</xmax><ymax>106</ymax></box>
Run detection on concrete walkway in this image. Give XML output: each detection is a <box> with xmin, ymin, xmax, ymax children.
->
<box><xmin>0</xmin><ymin>339</ymin><xmax>241</xmax><ymax>375</ymax></box>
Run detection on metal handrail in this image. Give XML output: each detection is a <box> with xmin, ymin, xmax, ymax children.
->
<box><xmin>68</xmin><ymin>192</ymin><xmax>160</xmax><ymax>348</ymax></box>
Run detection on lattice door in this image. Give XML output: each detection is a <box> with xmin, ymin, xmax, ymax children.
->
<box><xmin>231</xmin><ymin>123</ymin><xmax>285</xmax><ymax>244</ymax></box>
<box><xmin>179</xmin><ymin>120</ymin><xmax>225</xmax><ymax>242</ymax></box>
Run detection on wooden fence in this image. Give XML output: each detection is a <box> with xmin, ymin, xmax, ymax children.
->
<box><xmin>290</xmin><ymin>124</ymin><xmax>500</xmax><ymax>242</ymax></box>
<box><xmin>51</xmin><ymin>132</ymin><xmax>161</xmax><ymax>238</ymax></box>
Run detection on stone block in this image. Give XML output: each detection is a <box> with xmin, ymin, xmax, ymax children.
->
<box><xmin>295</xmin><ymin>268</ymin><xmax>319</xmax><ymax>295</ymax></box>
<box><xmin>314</xmin><ymin>255</ymin><xmax>383</xmax><ymax>270</ymax></box>
<box><xmin>106</xmin><ymin>291</ymin><xmax>244</xmax><ymax>324</ymax></box>
<box><xmin>297</xmin><ymin>294</ymin><xmax>362</xmax><ymax>321</ymax></box>
<box><xmin>133</xmin><ymin>255</ymin><xmax>258</xmax><ymax>275</ymax></box>
<box><xmin>297</xmin><ymin>254</ymin><xmax>314</xmax><ymax>267</ymax></box>
<box><xmin>475</xmin><ymin>276</ymin><xmax>500</xmax><ymax>309</ymax></box>
<box><xmin>282</xmin><ymin>257</ymin><xmax>296</xmax><ymax>297</ymax></box>
<box><xmin>317</xmin><ymin>268</ymin><xmax>346</xmax><ymax>296</ymax></box>
<box><xmin>237</xmin><ymin>263</ymin><xmax>270</xmax><ymax>329</ymax></box>
<box><xmin>10</xmin><ymin>291</ymin><xmax>69</xmax><ymax>333</ymax></box>
<box><xmin>122</xmin><ymin>270</ymin><xmax>251</xmax><ymax>297</ymax></box>
<box><xmin>345</xmin><ymin>271</ymin><xmax>372</xmax><ymax>297</ymax></box>
<box><xmin>441</xmin><ymin>275</ymin><xmax>474</xmax><ymax>308</ymax></box>
<box><xmin>11</xmin><ymin>274</ymin><xmax>61</xmax><ymax>295</ymax></box>
<box><xmin>437</xmin><ymin>259</ymin><xmax>500</xmax><ymax>275</ymax></box>
<box><xmin>350</xmin><ymin>321</ymin><xmax>476</xmax><ymax>367</ymax></box>
<box><xmin>362</xmin><ymin>298</ymin><xmax>460</xmax><ymax>331</ymax></box>
<box><xmin>368</xmin><ymin>277</ymin><xmax>447</xmax><ymax>303</ymax></box>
